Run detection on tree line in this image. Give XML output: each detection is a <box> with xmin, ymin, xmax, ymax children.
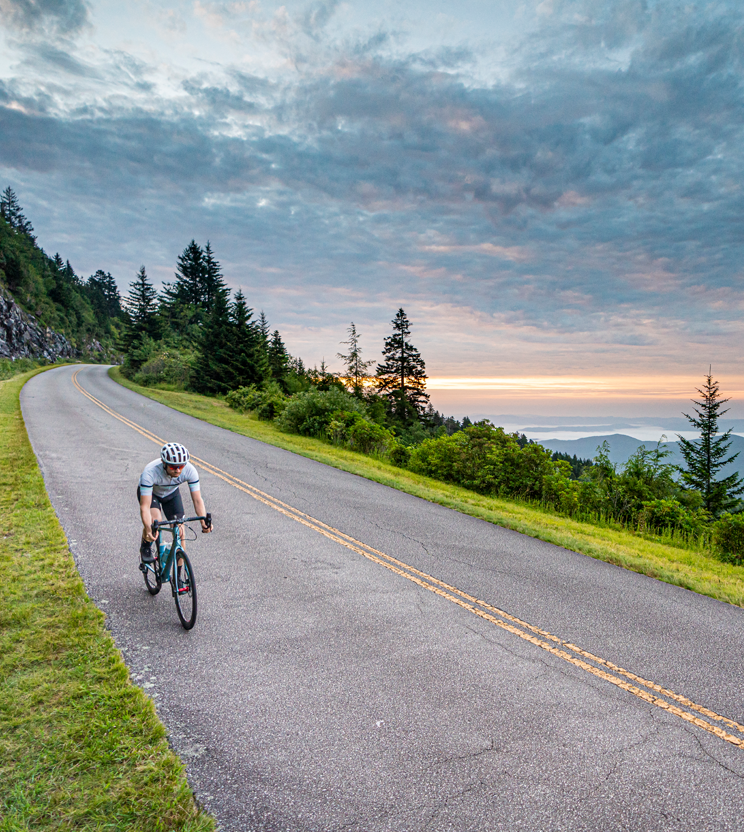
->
<box><xmin>3</xmin><ymin>187</ymin><xmax>743</xmax><ymax>560</ymax></box>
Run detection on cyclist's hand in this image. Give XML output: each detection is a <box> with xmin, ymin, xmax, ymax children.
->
<box><xmin>201</xmin><ymin>514</ymin><xmax>212</xmax><ymax>534</ymax></box>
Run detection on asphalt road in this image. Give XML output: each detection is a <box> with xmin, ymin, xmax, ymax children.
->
<box><xmin>20</xmin><ymin>364</ymin><xmax>744</xmax><ymax>831</ymax></box>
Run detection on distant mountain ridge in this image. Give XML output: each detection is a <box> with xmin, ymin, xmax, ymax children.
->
<box><xmin>539</xmin><ymin>433</ymin><xmax>744</xmax><ymax>482</ymax></box>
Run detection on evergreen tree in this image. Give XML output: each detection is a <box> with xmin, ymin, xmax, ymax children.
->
<box><xmin>160</xmin><ymin>240</ymin><xmax>207</xmax><ymax>333</ymax></box>
<box><xmin>0</xmin><ymin>187</ymin><xmax>35</xmax><ymax>238</ymax></box>
<box><xmin>677</xmin><ymin>370</ymin><xmax>744</xmax><ymax>516</ymax></box>
<box><xmin>230</xmin><ymin>290</ymin><xmax>269</xmax><ymax>388</ymax></box>
<box><xmin>191</xmin><ymin>287</ymin><xmax>234</xmax><ymax>395</ymax></box>
<box><xmin>86</xmin><ymin>270</ymin><xmax>122</xmax><ymax>322</ymax></box>
<box><xmin>267</xmin><ymin>329</ymin><xmax>290</xmax><ymax>383</ymax></box>
<box><xmin>122</xmin><ymin>266</ymin><xmax>160</xmax><ymax>350</ymax></box>
<box><xmin>203</xmin><ymin>241</ymin><xmax>229</xmax><ymax>312</ymax></box>
<box><xmin>258</xmin><ymin>310</ymin><xmax>270</xmax><ymax>344</ymax></box>
<box><xmin>337</xmin><ymin>322</ymin><xmax>373</xmax><ymax>396</ymax></box>
<box><xmin>376</xmin><ymin>308</ymin><xmax>429</xmax><ymax>424</ymax></box>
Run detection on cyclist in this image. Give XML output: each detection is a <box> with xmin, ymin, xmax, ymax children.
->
<box><xmin>138</xmin><ymin>442</ymin><xmax>212</xmax><ymax>564</ymax></box>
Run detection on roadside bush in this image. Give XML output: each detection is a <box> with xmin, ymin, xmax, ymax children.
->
<box><xmin>408</xmin><ymin>422</ymin><xmax>557</xmax><ymax>499</ymax></box>
<box><xmin>226</xmin><ymin>382</ymin><xmax>288</xmax><ymax>420</ymax></box>
<box><xmin>0</xmin><ymin>357</ymin><xmax>45</xmax><ymax>380</ymax></box>
<box><xmin>327</xmin><ymin>410</ymin><xmax>396</xmax><ymax>455</ymax></box>
<box><xmin>388</xmin><ymin>443</ymin><xmax>411</xmax><ymax>467</ymax></box>
<box><xmin>133</xmin><ymin>347</ymin><xmax>194</xmax><ymax>388</ymax></box>
<box><xmin>639</xmin><ymin>499</ymin><xmax>709</xmax><ymax>538</ymax></box>
<box><xmin>712</xmin><ymin>513</ymin><xmax>744</xmax><ymax>564</ymax></box>
<box><xmin>120</xmin><ymin>335</ymin><xmax>159</xmax><ymax>377</ymax></box>
<box><xmin>276</xmin><ymin>387</ymin><xmax>367</xmax><ymax>436</ymax></box>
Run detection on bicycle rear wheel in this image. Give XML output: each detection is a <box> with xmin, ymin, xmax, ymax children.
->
<box><xmin>173</xmin><ymin>550</ymin><xmax>197</xmax><ymax>630</ymax></box>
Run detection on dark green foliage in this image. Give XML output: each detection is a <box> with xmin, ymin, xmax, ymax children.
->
<box><xmin>677</xmin><ymin>371</ymin><xmax>744</xmax><ymax>517</ymax></box>
<box><xmin>228</xmin><ymin>290</ymin><xmax>270</xmax><ymax>389</ymax></box>
<box><xmin>276</xmin><ymin>387</ymin><xmax>368</xmax><ymax>436</ymax></box>
<box><xmin>0</xmin><ymin>190</ymin><xmax>119</xmax><ymax>353</ymax></box>
<box><xmin>191</xmin><ymin>287</ymin><xmax>234</xmax><ymax>395</ymax></box>
<box><xmin>267</xmin><ymin>329</ymin><xmax>290</xmax><ymax>384</ymax></box>
<box><xmin>376</xmin><ymin>308</ymin><xmax>429</xmax><ymax>424</ymax></box>
<box><xmin>86</xmin><ymin>270</ymin><xmax>123</xmax><ymax>324</ymax></box>
<box><xmin>132</xmin><ymin>346</ymin><xmax>195</xmax><ymax>388</ymax></box>
<box><xmin>712</xmin><ymin>513</ymin><xmax>744</xmax><ymax>564</ymax></box>
<box><xmin>160</xmin><ymin>240</ymin><xmax>228</xmax><ymax>338</ymax></box>
<box><xmin>121</xmin><ymin>267</ymin><xmax>160</xmax><ymax>366</ymax></box>
<box><xmin>327</xmin><ymin>410</ymin><xmax>396</xmax><ymax>455</ymax></box>
<box><xmin>0</xmin><ymin>186</ymin><xmax>34</xmax><ymax>238</ymax></box>
<box><xmin>225</xmin><ymin>383</ymin><xmax>288</xmax><ymax>420</ymax></box>
<box><xmin>640</xmin><ymin>499</ymin><xmax>709</xmax><ymax>537</ymax></box>
<box><xmin>408</xmin><ymin>422</ymin><xmax>558</xmax><ymax>498</ymax></box>
<box><xmin>551</xmin><ymin>450</ymin><xmax>593</xmax><ymax>480</ymax></box>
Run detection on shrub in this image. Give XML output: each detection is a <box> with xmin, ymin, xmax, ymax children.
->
<box><xmin>132</xmin><ymin>347</ymin><xmax>194</xmax><ymax>388</ymax></box>
<box><xmin>327</xmin><ymin>410</ymin><xmax>395</xmax><ymax>455</ymax></box>
<box><xmin>639</xmin><ymin>499</ymin><xmax>709</xmax><ymax>537</ymax></box>
<box><xmin>388</xmin><ymin>443</ymin><xmax>411</xmax><ymax>467</ymax></box>
<box><xmin>276</xmin><ymin>387</ymin><xmax>367</xmax><ymax>436</ymax></box>
<box><xmin>225</xmin><ymin>382</ymin><xmax>288</xmax><ymax>420</ymax></box>
<box><xmin>712</xmin><ymin>513</ymin><xmax>744</xmax><ymax>565</ymax></box>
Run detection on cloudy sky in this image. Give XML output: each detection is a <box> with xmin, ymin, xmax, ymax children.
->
<box><xmin>2</xmin><ymin>0</ymin><xmax>744</xmax><ymax>418</ymax></box>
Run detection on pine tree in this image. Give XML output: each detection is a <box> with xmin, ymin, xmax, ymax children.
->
<box><xmin>267</xmin><ymin>329</ymin><xmax>290</xmax><ymax>383</ymax></box>
<box><xmin>230</xmin><ymin>290</ymin><xmax>269</xmax><ymax>388</ymax></box>
<box><xmin>191</xmin><ymin>287</ymin><xmax>234</xmax><ymax>395</ymax></box>
<box><xmin>258</xmin><ymin>311</ymin><xmax>270</xmax><ymax>344</ymax></box>
<box><xmin>86</xmin><ymin>270</ymin><xmax>122</xmax><ymax>323</ymax></box>
<box><xmin>122</xmin><ymin>266</ymin><xmax>160</xmax><ymax>350</ymax></box>
<box><xmin>337</xmin><ymin>322</ymin><xmax>373</xmax><ymax>396</ymax></box>
<box><xmin>203</xmin><ymin>241</ymin><xmax>229</xmax><ymax>313</ymax></box>
<box><xmin>677</xmin><ymin>369</ymin><xmax>744</xmax><ymax>516</ymax></box>
<box><xmin>376</xmin><ymin>308</ymin><xmax>429</xmax><ymax>423</ymax></box>
<box><xmin>0</xmin><ymin>187</ymin><xmax>34</xmax><ymax>238</ymax></box>
<box><xmin>160</xmin><ymin>240</ymin><xmax>206</xmax><ymax>333</ymax></box>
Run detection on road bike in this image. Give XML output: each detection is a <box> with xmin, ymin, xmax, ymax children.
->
<box><xmin>139</xmin><ymin>513</ymin><xmax>211</xmax><ymax>630</ymax></box>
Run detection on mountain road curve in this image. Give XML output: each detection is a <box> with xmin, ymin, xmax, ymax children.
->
<box><xmin>20</xmin><ymin>365</ymin><xmax>744</xmax><ymax>831</ymax></box>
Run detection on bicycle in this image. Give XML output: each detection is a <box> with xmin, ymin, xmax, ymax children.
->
<box><xmin>139</xmin><ymin>513</ymin><xmax>211</xmax><ymax>630</ymax></box>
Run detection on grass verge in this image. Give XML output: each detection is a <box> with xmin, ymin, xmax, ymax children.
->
<box><xmin>111</xmin><ymin>368</ymin><xmax>744</xmax><ymax>608</ymax></box>
<box><xmin>0</xmin><ymin>367</ymin><xmax>216</xmax><ymax>832</ymax></box>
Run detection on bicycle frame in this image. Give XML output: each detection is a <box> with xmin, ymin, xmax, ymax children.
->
<box><xmin>150</xmin><ymin>515</ymin><xmax>205</xmax><ymax>590</ymax></box>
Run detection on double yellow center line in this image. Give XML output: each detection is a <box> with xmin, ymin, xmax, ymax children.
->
<box><xmin>73</xmin><ymin>369</ymin><xmax>744</xmax><ymax>750</ymax></box>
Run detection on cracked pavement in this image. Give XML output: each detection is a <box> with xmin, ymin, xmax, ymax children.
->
<box><xmin>20</xmin><ymin>364</ymin><xmax>744</xmax><ymax>831</ymax></box>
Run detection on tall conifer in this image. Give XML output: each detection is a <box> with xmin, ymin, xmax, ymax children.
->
<box><xmin>376</xmin><ymin>308</ymin><xmax>429</xmax><ymax>423</ymax></box>
<box><xmin>677</xmin><ymin>370</ymin><xmax>744</xmax><ymax>516</ymax></box>
<box><xmin>122</xmin><ymin>266</ymin><xmax>160</xmax><ymax>349</ymax></box>
<box><xmin>231</xmin><ymin>290</ymin><xmax>269</xmax><ymax>387</ymax></box>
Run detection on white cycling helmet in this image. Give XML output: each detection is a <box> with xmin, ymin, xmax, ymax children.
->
<box><xmin>161</xmin><ymin>442</ymin><xmax>190</xmax><ymax>466</ymax></box>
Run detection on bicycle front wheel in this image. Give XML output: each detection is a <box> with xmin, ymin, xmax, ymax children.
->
<box><xmin>174</xmin><ymin>550</ymin><xmax>197</xmax><ymax>630</ymax></box>
<box><xmin>141</xmin><ymin>554</ymin><xmax>161</xmax><ymax>596</ymax></box>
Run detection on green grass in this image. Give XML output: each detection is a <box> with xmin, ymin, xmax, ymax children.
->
<box><xmin>110</xmin><ymin>368</ymin><xmax>744</xmax><ymax>608</ymax></box>
<box><xmin>0</xmin><ymin>367</ymin><xmax>216</xmax><ymax>832</ymax></box>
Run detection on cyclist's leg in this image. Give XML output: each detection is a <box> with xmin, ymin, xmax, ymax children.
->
<box><xmin>138</xmin><ymin>487</ymin><xmax>162</xmax><ymax>562</ymax></box>
<box><xmin>161</xmin><ymin>489</ymin><xmax>186</xmax><ymax>570</ymax></box>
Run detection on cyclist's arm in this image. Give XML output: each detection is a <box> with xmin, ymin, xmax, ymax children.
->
<box><xmin>190</xmin><ymin>489</ymin><xmax>212</xmax><ymax>533</ymax></box>
<box><xmin>139</xmin><ymin>492</ymin><xmax>157</xmax><ymax>541</ymax></box>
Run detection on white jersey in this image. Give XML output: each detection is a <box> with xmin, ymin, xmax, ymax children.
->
<box><xmin>139</xmin><ymin>458</ymin><xmax>200</xmax><ymax>500</ymax></box>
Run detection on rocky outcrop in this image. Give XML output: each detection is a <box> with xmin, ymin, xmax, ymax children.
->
<box><xmin>0</xmin><ymin>288</ymin><xmax>76</xmax><ymax>361</ymax></box>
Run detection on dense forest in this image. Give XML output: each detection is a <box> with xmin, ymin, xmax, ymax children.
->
<box><xmin>3</xmin><ymin>187</ymin><xmax>743</xmax><ymax>560</ymax></box>
<box><xmin>0</xmin><ymin>188</ymin><xmax>123</xmax><ymax>361</ymax></box>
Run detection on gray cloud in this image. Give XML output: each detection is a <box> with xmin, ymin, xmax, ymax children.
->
<box><xmin>2</xmin><ymin>0</ymin><xmax>744</xmax><ymax>376</ymax></box>
<box><xmin>0</xmin><ymin>0</ymin><xmax>90</xmax><ymax>36</ymax></box>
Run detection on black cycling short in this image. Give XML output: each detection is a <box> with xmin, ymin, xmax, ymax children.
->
<box><xmin>136</xmin><ymin>486</ymin><xmax>184</xmax><ymax>520</ymax></box>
